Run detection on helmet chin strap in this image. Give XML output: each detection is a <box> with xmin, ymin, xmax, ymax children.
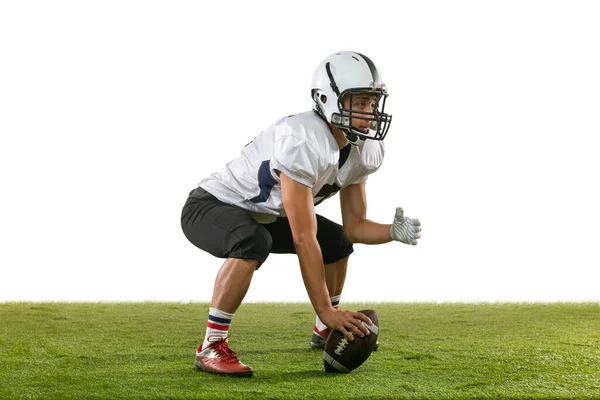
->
<box><xmin>343</xmin><ymin>129</ymin><xmax>363</xmax><ymax>146</ymax></box>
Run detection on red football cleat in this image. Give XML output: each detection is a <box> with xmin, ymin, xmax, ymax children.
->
<box><xmin>194</xmin><ymin>336</ymin><xmax>253</xmax><ymax>377</ymax></box>
<box><xmin>310</xmin><ymin>325</ymin><xmax>331</xmax><ymax>349</ymax></box>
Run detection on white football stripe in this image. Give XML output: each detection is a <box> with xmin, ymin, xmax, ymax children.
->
<box><xmin>360</xmin><ymin>320</ymin><xmax>379</xmax><ymax>335</ymax></box>
<box><xmin>323</xmin><ymin>352</ymin><xmax>350</xmax><ymax>373</ymax></box>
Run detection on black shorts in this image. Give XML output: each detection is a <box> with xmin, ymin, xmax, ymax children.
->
<box><xmin>181</xmin><ymin>187</ymin><xmax>354</xmax><ymax>268</ymax></box>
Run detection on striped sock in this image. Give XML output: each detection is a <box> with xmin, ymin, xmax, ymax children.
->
<box><xmin>202</xmin><ymin>307</ymin><xmax>234</xmax><ymax>351</ymax></box>
<box><xmin>314</xmin><ymin>295</ymin><xmax>341</xmax><ymax>338</ymax></box>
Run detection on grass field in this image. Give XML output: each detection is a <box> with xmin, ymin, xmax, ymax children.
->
<box><xmin>0</xmin><ymin>302</ymin><xmax>599</xmax><ymax>399</ymax></box>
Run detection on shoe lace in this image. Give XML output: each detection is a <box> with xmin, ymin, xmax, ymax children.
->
<box><xmin>211</xmin><ymin>338</ymin><xmax>240</xmax><ymax>364</ymax></box>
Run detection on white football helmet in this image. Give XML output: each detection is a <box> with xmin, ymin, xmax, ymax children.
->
<box><xmin>311</xmin><ymin>51</ymin><xmax>392</xmax><ymax>145</ymax></box>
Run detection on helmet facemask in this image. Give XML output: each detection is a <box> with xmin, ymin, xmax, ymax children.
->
<box><xmin>331</xmin><ymin>86</ymin><xmax>392</xmax><ymax>145</ymax></box>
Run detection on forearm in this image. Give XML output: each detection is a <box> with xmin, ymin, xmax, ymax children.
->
<box><xmin>295</xmin><ymin>237</ymin><xmax>334</xmax><ymax>316</ymax></box>
<box><xmin>345</xmin><ymin>219</ymin><xmax>393</xmax><ymax>244</ymax></box>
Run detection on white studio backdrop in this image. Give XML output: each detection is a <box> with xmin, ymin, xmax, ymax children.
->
<box><xmin>1</xmin><ymin>1</ymin><xmax>599</xmax><ymax>302</ymax></box>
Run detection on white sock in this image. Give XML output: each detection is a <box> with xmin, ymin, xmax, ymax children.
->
<box><xmin>314</xmin><ymin>295</ymin><xmax>341</xmax><ymax>336</ymax></box>
<box><xmin>201</xmin><ymin>307</ymin><xmax>234</xmax><ymax>351</ymax></box>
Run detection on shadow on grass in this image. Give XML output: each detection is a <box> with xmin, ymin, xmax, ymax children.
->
<box><xmin>183</xmin><ymin>367</ymin><xmax>334</xmax><ymax>381</ymax></box>
<box><xmin>240</xmin><ymin>347</ymin><xmax>315</xmax><ymax>355</ymax></box>
<box><xmin>255</xmin><ymin>369</ymin><xmax>348</xmax><ymax>381</ymax></box>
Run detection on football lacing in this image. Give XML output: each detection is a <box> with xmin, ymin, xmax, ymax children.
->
<box><xmin>334</xmin><ymin>337</ymin><xmax>349</xmax><ymax>355</ymax></box>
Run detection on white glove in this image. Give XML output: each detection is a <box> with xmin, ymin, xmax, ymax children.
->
<box><xmin>389</xmin><ymin>207</ymin><xmax>421</xmax><ymax>245</ymax></box>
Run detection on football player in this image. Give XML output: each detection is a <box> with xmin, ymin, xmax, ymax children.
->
<box><xmin>181</xmin><ymin>51</ymin><xmax>421</xmax><ymax>377</ymax></box>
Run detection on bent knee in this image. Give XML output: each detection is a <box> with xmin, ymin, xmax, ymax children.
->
<box><xmin>229</xmin><ymin>224</ymin><xmax>272</xmax><ymax>267</ymax></box>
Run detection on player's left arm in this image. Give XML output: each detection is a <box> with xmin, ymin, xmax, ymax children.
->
<box><xmin>340</xmin><ymin>182</ymin><xmax>392</xmax><ymax>244</ymax></box>
<box><xmin>340</xmin><ymin>182</ymin><xmax>422</xmax><ymax>245</ymax></box>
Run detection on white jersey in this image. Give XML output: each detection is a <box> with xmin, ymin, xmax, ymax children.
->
<box><xmin>198</xmin><ymin>111</ymin><xmax>384</xmax><ymax>223</ymax></box>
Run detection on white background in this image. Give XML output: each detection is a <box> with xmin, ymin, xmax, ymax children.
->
<box><xmin>1</xmin><ymin>1</ymin><xmax>599</xmax><ymax>302</ymax></box>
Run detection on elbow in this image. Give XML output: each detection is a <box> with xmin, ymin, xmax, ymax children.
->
<box><xmin>343</xmin><ymin>226</ymin><xmax>358</xmax><ymax>244</ymax></box>
<box><xmin>344</xmin><ymin>218</ymin><xmax>366</xmax><ymax>243</ymax></box>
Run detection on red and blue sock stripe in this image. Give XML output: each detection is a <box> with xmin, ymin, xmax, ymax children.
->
<box><xmin>207</xmin><ymin>313</ymin><xmax>231</xmax><ymax>332</ymax></box>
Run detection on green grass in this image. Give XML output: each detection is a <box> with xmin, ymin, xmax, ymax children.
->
<box><xmin>1</xmin><ymin>302</ymin><xmax>599</xmax><ymax>399</ymax></box>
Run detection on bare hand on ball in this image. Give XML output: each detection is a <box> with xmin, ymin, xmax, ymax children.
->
<box><xmin>318</xmin><ymin>308</ymin><xmax>372</xmax><ymax>341</ymax></box>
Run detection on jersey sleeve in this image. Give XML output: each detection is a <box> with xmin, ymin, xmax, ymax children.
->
<box><xmin>270</xmin><ymin>134</ymin><xmax>319</xmax><ymax>188</ymax></box>
<box><xmin>349</xmin><ymin>174</ymin><xmax>369</xmax><ymax>185</ymax></box>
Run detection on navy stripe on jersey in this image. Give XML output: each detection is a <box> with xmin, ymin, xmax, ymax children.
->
<box><xmin>250</xmin><ymin>160</ymin><xmax>277</xmax><ymax>204</ymax></box>
<box><xmin>332</xmin><ymin>300</ymin><xmax>340</xmax><ymax>307</ymax></box>
<box><xmin>208</xmin><ymin>314</ymin><xmax>232</xmax><ymax>324</ymax></box>
<box><xmin>356</xmin><ymin>52</ymin><xmax>380</xmax><ymax>82</ymax></box>
<box><xmin>314</xmin><ymin>183</ymin><xmax>342</xmax><ymax>206</ymax></box>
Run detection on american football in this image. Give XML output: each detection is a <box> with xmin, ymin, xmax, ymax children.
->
<box><xmin>323</xmin><ymin>309</ymin><xmax>379</xmax><ymax>373</ymax></box>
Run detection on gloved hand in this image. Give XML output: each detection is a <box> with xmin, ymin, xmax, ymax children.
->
<box><xmin>389</xmin><ymin>207</ymin><xmax>421</xmax><ymax>245</ymax></box>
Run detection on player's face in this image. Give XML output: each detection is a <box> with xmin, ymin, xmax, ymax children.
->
<box><xmin>343</xmin><ymin>94</ymin><xmax>378</xmax><ymax>133</ymax></box>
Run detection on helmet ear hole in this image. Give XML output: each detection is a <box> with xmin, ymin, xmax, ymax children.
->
<box><xmin>320</xmin><ymin>94</ymin><xmax>327</xmax><ymax>104</ymax></box>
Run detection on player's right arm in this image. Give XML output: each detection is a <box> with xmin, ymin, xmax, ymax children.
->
<box><xmin>279</xmin><ymin>172</ymin><xmax>371</xmax><ymax>341</ymax></box>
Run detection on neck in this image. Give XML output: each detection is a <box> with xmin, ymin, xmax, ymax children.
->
<box><xmin>329</xmin><ymin>124</ymin><xmax>349</xmax><ymax>149</ymax></box>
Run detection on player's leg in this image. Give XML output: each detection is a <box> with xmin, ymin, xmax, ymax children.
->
<box><xmin>181</xmin><ymin>187</ymin><xmax>272</xmax><ymax>376</ymax></box>
<box><xmin>324</xmin><ymin>256</ymin><xmax>348</xmax><ymax>298</ymax></box>
<box><xmin>195</xmin><ymin>257</ymin><xmax>258</xmax><ymax>377</ymax></box>
<box><xmin>200</xmin><ymin>257</ymin><xmax>258</xmax><ymax>350</ymax></box>
<box><xmin>211</xmin><ymin>257</ymin><xmax>258</xmax><ymax>314</ymax></box>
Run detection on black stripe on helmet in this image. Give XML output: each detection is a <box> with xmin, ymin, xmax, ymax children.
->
<box><xmin>325</xmin><ymin>62</ymin><xmax>340</xmax><ymax>96</ymax></box>
<box><xmin>356</xmin><ymin>52</ymin><xmax>380</xmax><ymax>82</ymax></box>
